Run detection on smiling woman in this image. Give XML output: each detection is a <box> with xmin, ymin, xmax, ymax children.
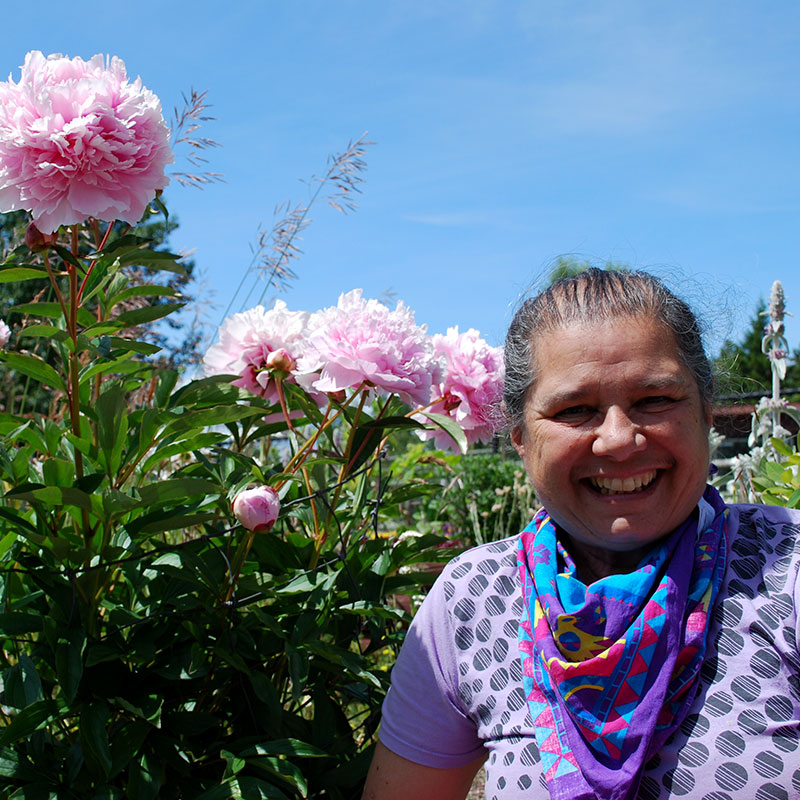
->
<box><xmin>364</xmin><ymin>269</ymin><xmax>800</xmax><ymax>800</ymax></box>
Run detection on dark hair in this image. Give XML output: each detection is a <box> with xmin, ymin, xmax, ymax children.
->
<box><xmin>503</xmin><ymin>268</ymin><xmax>713</xmax><ymax>432</ymax></box>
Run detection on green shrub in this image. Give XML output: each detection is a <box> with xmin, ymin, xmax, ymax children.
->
<box><xmin>0</xmin><ymin>217</ymin><xmax>451</xmax><ymax>799</ymax></box>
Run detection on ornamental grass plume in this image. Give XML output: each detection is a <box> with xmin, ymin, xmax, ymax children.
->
<box><xmin>419</xmin><ymin>326</ymin><xmax>504</xmax><ymax>450</ymax></box>
<box><xmin>203</xmin><ymin>301</ymin><xmax>310</xmax><ymax>404</ymax></box>
<box><xmin>232</xmin><ymin>485</ymin><xmax>280</xmax><ymax>532</ymax></box>
<box><xmin>0</xmin><ymin>50</ymin><xmax>173</xmax><ymax>232</ymax></box>
<box><xmin>296</xmin><ymin>289</ymin><xmax>438</xmax><ymax>406</ymax></box>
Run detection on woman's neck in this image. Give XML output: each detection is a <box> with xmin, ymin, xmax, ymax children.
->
<box><xmin>558</xmin><ymin>533</ymin><xmax>656</xmax><ymax>584</ymax></box>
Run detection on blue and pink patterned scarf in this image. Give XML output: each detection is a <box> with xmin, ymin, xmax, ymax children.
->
<box><xmin>517</xmin><ymin>485</ymin><xmax>728</xmax><ymax>800</ymax></box>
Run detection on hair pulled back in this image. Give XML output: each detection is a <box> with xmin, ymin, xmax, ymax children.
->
<box><xmin>503</xmin><ymin>268</ymin><xmax>712</xmax><ymax>432</ymax></box>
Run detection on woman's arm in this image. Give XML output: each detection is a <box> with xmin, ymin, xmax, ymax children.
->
<box><xmin>362</xmin><ymin>741</ymin><xmax>485</xmax><ymax>800</ymax></box>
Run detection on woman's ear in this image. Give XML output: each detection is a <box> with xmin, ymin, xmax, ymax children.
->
<box><xmin>510</xmin><ymin>425</ymin><xmax>526</xmax><ymax>459</ymax></box>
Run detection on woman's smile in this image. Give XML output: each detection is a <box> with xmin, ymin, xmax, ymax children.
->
<box><xmin>586</xmin><ymin>469</ymin><xmax>659</xmax><ymax>495</ymax></box>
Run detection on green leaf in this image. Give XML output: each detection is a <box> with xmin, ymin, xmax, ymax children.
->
<box><xmin>243</xmin><ymin>739</ymin><xmax>328</xmax><ymax>759</ymax></box>
<box><xmin>3</xmin><ymin>655</ymin><xmax>44</xmax><ymax>708</ymax></box>
<box><xmin>138</xmin><ymin>478</ymin><xmax>220</xmax><ymax>506</ymax></box>
<box><xmin>0</xmin><ymin>352</ymin><xmax>66</xmax><ymax>393</ymax></box>
<box><xmin>221</xmin><ymin>749</ymin><xmax>246</xmax><ymax>778</ymax></box>
<box><xmin>11</xmin><ymin>301</ymin><xmax>95</xmax><ymax>327</ymax></box>
<box><xmin>42</xmin><ymin>457</ymin><xmax>75</xmax><ymax>487</ymax></box>
<box><xmin>125</xmin><ymin>750</ymin><xmax>161</xmax><ymax>800</ymax></box>
<box><xmin>17</xmin><ymin>324</ymin><xmax>63</xmax><ymax>338</ymax></box>
<box><xmin>155</xmin><ymin>370</ymin><xmax>179</xmax><ymax>407</ymax></box>
<box><xmin>128</xmin><ymin>511</ymin><xmax>217</xmax><ymax>536</ymax></box>
<box><xmin>195</xmin><ymin>777</ymin><xmax>288</xmax><ymax>800</ymax></box>
<box><xmin>0</xmin><ymin>267</ymin><xmax>48</xmax><ymax>282</ymax></box>
<box><xmin>80</xmin><ymin>701</ymin><xmax>112</xmax><ymax>778</ymax></box>
<box><xmin>99</xmin><ymin>337</ymin><xmax>162</xmax><ymax>356</ymax></box>
<box><xmin>52</xmin><ymin>244</ymin><xmax>84</xmax><ymax>270</ymax></box>
<box><xmin>418</xmin><ymin>411</ymin><xmax>468</xmax><ymax>454</ymax></box>
<box><xmin>0</xmin><ymin>531</ymin><xmax>19</xmax><ymax>560</ymax></box>
<box><xmin>140</xmin><ymin>433</ymin><xmax>227</xmax><ymax>474</ymax></box>
<box><xmin>168</xmin><ymin>376</ymin><xmax>248</xmax><ymax>408</ymax></box>
<box><xmin>79</xmin><ymin>354</ymin><xmax>144</xmax><ymax>384</ymax></box>
<box><xmin>96</xmin><ymin>388</ymin><xmax>129</xmax><ymax>476</ymax></box>
<box><xmin>344</xmin><ymin>424</ymin><xmax>384</xmax><ymax>478</ymax></box>
<box><xmin>770</xmin><ymin>437</ymin><xmax>794</xmax><ymax>457</ymax></box>
<box><xmin>107</xmin><ymin>284</ymin><xmax>179</xmax><ymax>310</ymax></box>
<box><xmin>55</xmin><ymin>630</ymin><xmax>86</xmax><ymax>704</ymax></box>
<box><xmin>247</xmin><ymin>755</ymin><xmax>308</xmax><ymax>797</ymax></box>
<box><xmin>167</xmin><ymin>405</ymin><xmax>267</xmax><ymax>431</ymax></box>
<box><xmin>114</xmin><ymin>303</ymin><xmax>185</xmax><ymax>327</ymax></box>
<box><xmin>7</xmin><ymin>485</ymin><xmax>93</xmax><ymax>511</ymax></box>
<box><xmin>0</xmin><ymin>613</ymin><xmax>43</xmax><ymax>635</ymax></box>
<box><xmin>109</xmin><ymin>721</ymin><xmax>150</xmax><ymax>780</ymax></box>
<box><xmin>116</xmin><ymin>247</ymin><xmax>186</xmax><ymax>274</ymax></box>
<box><xmin>0</xmin><ymin>699</ymin><xmax>58</xmax><ymax>747</ymax></box>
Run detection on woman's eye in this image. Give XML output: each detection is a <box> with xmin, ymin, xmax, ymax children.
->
<box><xmin>553</xmin><ymin>405</ymin><xmax>593</xmax><ymax>421</ymax></box>
<box><xmin>638</xmin><ymin>395</ymin><xmax>675</xmax><ymax>409</ymax></box>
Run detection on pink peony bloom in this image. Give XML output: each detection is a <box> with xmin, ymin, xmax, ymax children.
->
<box><xmin>232</xmin><ymin>486</ymin><xmax>280</xmax><ymax>532</ymax></box>
<box><xmin>0</xmin><ymin>320</ymin><xmax>10</xmax><ymax>348</ymax></box>
<box><xmin>296</xmin><ymin>289</ymin><xmax>437</xmax><ymax>406</ymax></box>
<box><xmin>203</xmin><ymin>301</ymin><xmax>310</xmax><ymax>404</ymax></box>
<box><xmin>0</xmin><ymin>50</ymin><xmax>172</xmax><ymax>233</ymax></box>
<box><xmin>419</xmin><ymin>326</ymin><xmax>504</xmax><ymax>451</ymax></box>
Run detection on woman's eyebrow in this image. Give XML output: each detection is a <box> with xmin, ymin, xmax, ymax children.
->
<box><xmin>538</xmin><ymin>374</ymin><xmax>691</xmax><ymax>406</ymax></box>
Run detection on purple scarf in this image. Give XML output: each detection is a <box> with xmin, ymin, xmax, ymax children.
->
<box><xmin>517</xmin><ymin>486</ymin><xmax>728</xmax><ymax>800</ymax></box>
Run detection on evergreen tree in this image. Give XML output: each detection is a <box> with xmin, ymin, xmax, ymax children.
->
<box><xmin>715</xmin><ymin>300</ymin><xmax>800</xmax><ymax>396</ymax></box>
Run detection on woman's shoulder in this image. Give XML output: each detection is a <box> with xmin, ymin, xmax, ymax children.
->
<box><xmin>436</xmin><ymin>537</ymin><xmax>521</xmax><ymax>605</ymax></box>
<box><xmin>726</xmin><ymin>502</ymin><xmax>800</xmax><ymax>579</ymax></box>
<box><xmin>441</xmin><ymin>536</ymin><xmax>520</xmax><ymax>579</ymax></box>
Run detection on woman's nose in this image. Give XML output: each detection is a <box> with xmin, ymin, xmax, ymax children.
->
<box><xmin>591</xmin><ymin>406</ymin><xmax>646</xmax><ymax>459</ymax></box>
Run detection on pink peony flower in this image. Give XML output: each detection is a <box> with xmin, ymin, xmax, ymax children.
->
<box><xmin>0</xmin><ymin>50</ymin><xmax>172</xmax><ymax>233</ymax></box>
<box><xmin>203</xmin><ymin>301</ymin><xmax>310</xmax><ymax>404</ymax></box>
<box><xmin>0</xmin><ymin>320</ymin><xmax>10</xmax><ymax>348</ymax></box>
<box><xmin>296</xmin><ymin>289</ymin><xmax>437</xmax><ymax>406</ymax></box>
<box><xmin>418</xmin><ymin>326</ymin><xmax>504</xmax><ymax>451</ymax></box>
<box><xmin>232</xmin><ymin>486</ymin><xmax>280</xmax><ymax>532</ymax></box>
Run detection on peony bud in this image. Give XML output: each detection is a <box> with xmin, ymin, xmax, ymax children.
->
<box><xmin>442</xmin><ymin>392</ymin><xmax>461</xmax><ymax>412</ymax></box>
<box><xmin>265</xmin><ymin>347</ymin><xmax>296</xmax><ymax>373</ymax></box>
<box><xmin>0</xmin><ymin>320</ymin><xmax>9</xmax><ymax>348</ymax></box>
<box><xmin>232</xmin><ymin>486</ymin><xmax>280</xmax><ymax>532</ymax></box>
<box><xmin>24</xmin><ymin>223</ymin><xmax>58</xmax><ymax>252</ymax></box>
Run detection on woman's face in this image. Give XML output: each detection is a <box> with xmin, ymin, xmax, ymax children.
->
<box><xmin>511</xmin><ymin>315</ymin><xmax>712</xmax><ymax>555</ymax></box>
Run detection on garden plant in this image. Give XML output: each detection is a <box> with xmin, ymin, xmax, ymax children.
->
<box><xmin>0</xmin><ymin>51</ymin><xmax>504</xmax><ymax>799</ymax></box>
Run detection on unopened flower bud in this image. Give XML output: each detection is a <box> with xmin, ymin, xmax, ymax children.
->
<box><xmin>266</xmin><ymin>348</ymin><xmax>296</xmax><ymax>373</ymax></box>
<box><xmin>0</xmin><ymin>320</ymin><xmax>10</xmax><ymax>348</ymax></box>
<box><xmin>327</xmin><ymin>390</ymin><xmax>347</xmax><ymax>403</ymax></box>
<box><xmin>443</xmin><ymin>393</ymin><xmax>461</xmax><ymax>412</ymax></box>
<box><xmin>232</xmin><ymin>486</ymin><xmax>280</xmax><ymax>532</ymax></box>
<box><xmin>25</xmin><ymin>223</ymin><xmax>58</xmax><ymax>252</ymax></box>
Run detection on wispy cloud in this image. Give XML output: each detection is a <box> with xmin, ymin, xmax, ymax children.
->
<box><xmin>405</xmin><ymin>211</ymin><xmax>497</xmax><ymax>227</ymax></box>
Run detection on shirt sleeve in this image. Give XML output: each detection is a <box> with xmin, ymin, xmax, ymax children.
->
<box><xmin>378</xmin><ymin>569</ymin><xmax>485</xmax><ymax>768</ymax></box>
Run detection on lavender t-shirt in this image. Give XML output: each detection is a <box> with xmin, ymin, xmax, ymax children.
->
<box><xmin>379</xmin><ymin>503</ymin><xmax>800</xmax><ymax>799</ymax></box>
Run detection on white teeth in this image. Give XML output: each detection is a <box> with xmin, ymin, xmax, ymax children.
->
<box><xmin>590</xmin><ymin>470</ymin><xmax>658</xmax><ymax>495</ymax></box>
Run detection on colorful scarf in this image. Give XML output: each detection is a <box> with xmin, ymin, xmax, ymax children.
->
<box><xmin>517</xmin><ymin>485</ymin><xmax>728</xmax><ymax>800</ymax></box>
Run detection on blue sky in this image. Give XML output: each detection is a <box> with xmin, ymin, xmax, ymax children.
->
<box><xmin>2</xmin><ymin>1</ymin><xmax>799</xmax><ymax>354</ymax></box>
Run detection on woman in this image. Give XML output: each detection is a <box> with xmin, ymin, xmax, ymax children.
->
<box><xmin>364</xmin><ymin>269</ymin><xmax>800</xmax><ymax>800</ymax></box>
